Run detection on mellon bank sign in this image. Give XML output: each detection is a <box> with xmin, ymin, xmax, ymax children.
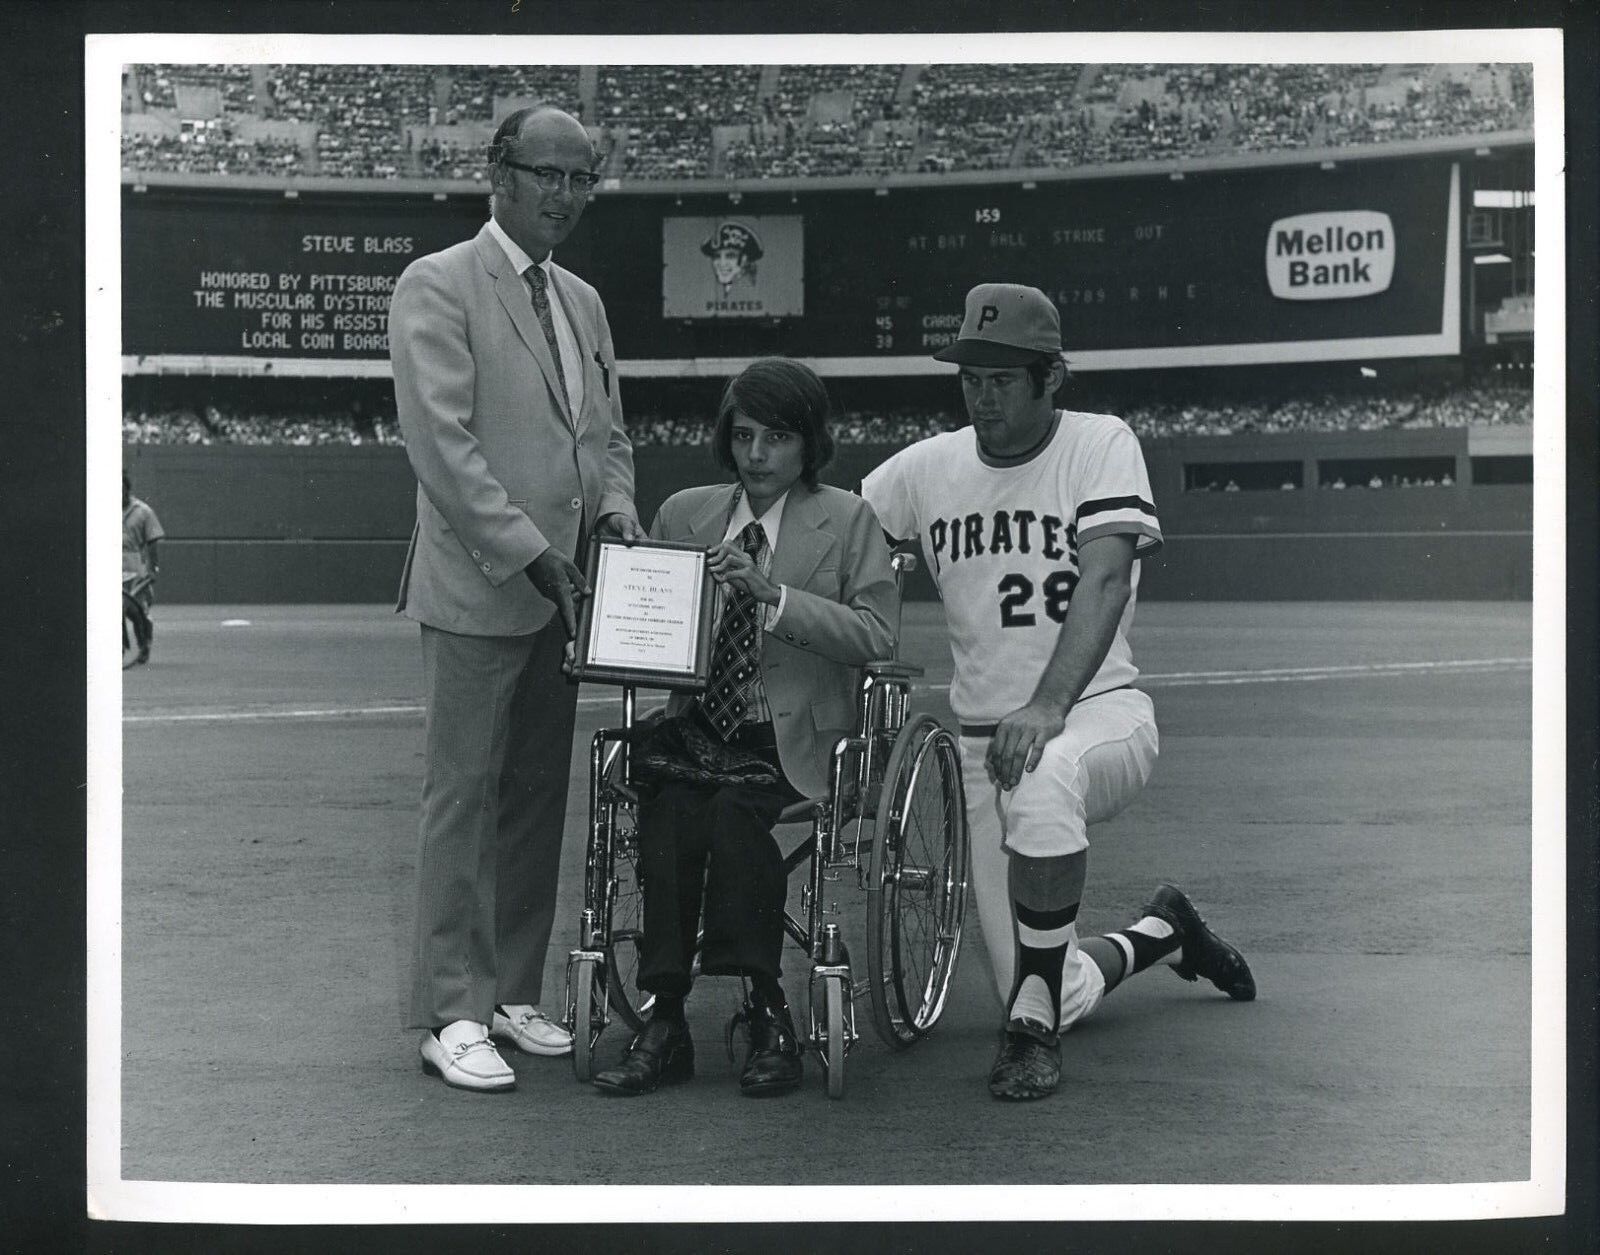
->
<box><xmin>1265</xmin><ymin>211</ymin><xmax>1395</xmax><ymax>300</ymax></box>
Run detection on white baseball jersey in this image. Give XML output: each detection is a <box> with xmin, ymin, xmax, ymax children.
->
<box><xmin>861</xmin><ymin>410</ymin><xmax>1162</xmax><ymax>724</ymax></box>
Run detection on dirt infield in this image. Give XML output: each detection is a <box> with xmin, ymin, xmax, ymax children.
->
<box><xmin>110</xmin><ymin>602</ymin><xmax>1534</xmax><ymax>1195</ymax></box>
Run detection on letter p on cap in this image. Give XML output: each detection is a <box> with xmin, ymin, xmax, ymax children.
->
<box><xmin>976</xmin><ymin>304</ymin><xmax>1000</xmax><ymax>331</ymax></box>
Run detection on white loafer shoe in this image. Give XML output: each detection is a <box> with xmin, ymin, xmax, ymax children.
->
<box><xmin>491</xmin><ymin>1005</ymin><xmax>573</xmax><ymax>1057</ymax></box>
<box><xmin>420</xmin><ymin>1021</ymin><xmax>516</xmax><ymax>1091</ymax></box>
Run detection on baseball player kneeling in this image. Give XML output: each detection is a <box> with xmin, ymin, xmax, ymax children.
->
<box><xmin>862</xmin><ymin>283</ymin><xmax>1255</xmax><ymax>1101</ymax></box>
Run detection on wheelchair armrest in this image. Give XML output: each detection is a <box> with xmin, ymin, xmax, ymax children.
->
<box><xmin>776</xmin><ymin>797</ymin><xmax>823</xmax><ymax>826</ymax></box>
<box><xmin>864</xmin><ymin>659</ymin><xmax>924</xmax><ymax>680</ymax></box>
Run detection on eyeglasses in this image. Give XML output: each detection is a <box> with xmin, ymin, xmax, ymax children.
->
<box><xmin>500</xmin><ymin>158</ymin><xmax>601</xmax><ymax>195</ymax></box>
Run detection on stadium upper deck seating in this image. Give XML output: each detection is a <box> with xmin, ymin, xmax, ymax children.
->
<box><xmin>122</xmin><ymin>62</ymin><xmax>1532</xmax><ymax>182</ymax></box>
<box><xmin>441</xmin><ymin>65</ymin><xmax>583</xmax><ymax>124</ymax></box>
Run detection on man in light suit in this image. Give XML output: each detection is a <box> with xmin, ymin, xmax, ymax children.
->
<box><xmin>391</xmin><ymin>104</ymin><xmax>644</xmax><ymax>1092</ymax></box>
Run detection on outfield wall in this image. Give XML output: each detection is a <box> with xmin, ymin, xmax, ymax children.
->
<box><xmin>122</xmin><ymin>429</ymin><xmax>1532</xmax><ymax>604</ymax></box>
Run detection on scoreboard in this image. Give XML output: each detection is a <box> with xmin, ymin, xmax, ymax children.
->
<box><xmin>121</xmin><ymin>192</ymin><xmax>521</xmax><ymax>361</ymax></box>
<box><xmin>122</xmin><ymin>156</ymin><xmax>1460</xmax><ymax>372</ymax></box>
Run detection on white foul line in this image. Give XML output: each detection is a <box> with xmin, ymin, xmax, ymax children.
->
<box><xmin>120</xmin><ymin>657</ymin><xmax>1531</xmax><ymax>725</ymax></box>
<box><xmin>1142</xmin><ymin>657</ymin><xmax>1532</xmax><ymax>686</ymax></box>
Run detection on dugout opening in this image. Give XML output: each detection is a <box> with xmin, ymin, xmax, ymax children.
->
<box><xmin>1183</xmin><ymin>460</ymin><xmax>1303</xmax><ymax>492</ymax></box>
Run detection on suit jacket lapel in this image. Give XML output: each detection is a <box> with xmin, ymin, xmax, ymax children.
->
<box><xmin>547</xmin><ymin>266</ymin><xmax>594</xmax><ymax>437</ymax></box>
<box><xmin>684</xmin><ymin>486</ymin><xmax>738</xmax><ymax>547</ymax></box>
<box><xmin>770</xmin><ymin>488</ymin><xmax>832</xmax><ymax>591</ymax></box>
<box><xmin>684</xmin><ymin>485</ymin><xmax>830</xmax><ymax>588</ymax></box>
<box><xmin>477</xmin><ymin>229</ymin><xmax>574</xmax><ymax>428</ymax></box>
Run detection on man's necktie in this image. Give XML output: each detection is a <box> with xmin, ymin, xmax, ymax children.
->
<box><xmin>525</xmin><ymin>264</ymin><xmax>570</xmax><ymax>407</ymax></box>
<box><xmin>699</xmin><ymin>521</ymin><xmax>769</xmax><ymax>740</ymax></box>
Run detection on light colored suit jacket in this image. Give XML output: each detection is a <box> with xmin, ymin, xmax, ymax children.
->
<box><xmin>391</xmin><ymin>223</ymin><xmax>638</xmax><ymax>636</ymax></box>
<box><xmin>652</xmin><ymin>483</ymin><xmax>899</xmax><ymax>800</ymax></box>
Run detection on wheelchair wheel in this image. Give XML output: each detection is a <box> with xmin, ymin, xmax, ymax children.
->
<box><xmin>823</xmin><ymin>974</ymin><xmax>846</xmax><ymax>1100</ymax></box>
<box><xmin>866</xmin><ymin>714</ymin><xmax>969</xmax><ymax>1048</ymax></box>
<box><xmin>602</xmin><ymin>826</ymin><xmax>651</xmax><ymax>1034</ymax></box>
<box><xmin>570</xmin><ymin>955</ymin><xmax>604</xmax><ymax>1083</ymax></box>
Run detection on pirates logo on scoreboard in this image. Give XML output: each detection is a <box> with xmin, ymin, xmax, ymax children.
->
<box><xmin>701</xmin><ymin>221</ymin><xmax>765</xmax><ymax>295</ymax></box>
<box><xmin>662</xmin><ymin>215</ymin><xmax>803</xmax><ymax>320</ymax></box>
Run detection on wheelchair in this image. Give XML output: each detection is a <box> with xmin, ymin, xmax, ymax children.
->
<box><xmin>122</xmin><ymin>573</ymin><xmax>153</xmax><ymax>669</ymax></box>
<box><xmin>565</xmin><ymin>553</ymin><xmax>970</xmax><ymax>1098</ymax></box>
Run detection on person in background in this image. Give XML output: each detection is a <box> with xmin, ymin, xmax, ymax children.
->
<box><xmin>122</xmin><ymin>471</ymin><xmax>164</xmax><ymax>665</ymax></box>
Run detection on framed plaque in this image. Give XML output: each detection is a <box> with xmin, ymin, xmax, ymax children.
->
<box><xmin>570</xmin><ymin>537</ymin><xmax>716</xmax><ymax>690</ymax></box>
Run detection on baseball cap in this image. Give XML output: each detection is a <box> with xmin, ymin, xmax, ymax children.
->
<box><xmin>932</xmin><ymin>283</ymin><xmax>1063</xmax><ymax>367</ymax></box>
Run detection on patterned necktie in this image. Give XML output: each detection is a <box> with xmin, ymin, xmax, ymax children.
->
<box><xmin>524</xmin><ymin>264</ymin><xmax>570</xmax><ymax>407</ymax></box>
<box><xmin>699</xmin><ymin>521</ymin><xmax>769</xmax><ymax>740</ymax></box>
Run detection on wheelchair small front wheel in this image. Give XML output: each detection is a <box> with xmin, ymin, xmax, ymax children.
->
<box><xmin>823</xmin><ymin>973</ymin><xmax>846</xmax><ymax>1100</ymax></box>
<box><xmin>570</xmin><ymin>956</ymin><xmax>604</xmax><ymax>1083</ymax></box>
<box><xmin>866</xmin><ymin>714</ymin><xmax>970</xmax><ymax>1048</ymax></box>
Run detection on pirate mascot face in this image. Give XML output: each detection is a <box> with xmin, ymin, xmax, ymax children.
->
<box><xmin>701</xmin><ymin>221</ymin><xmax>764</xmax><ymax>291</ymax></box>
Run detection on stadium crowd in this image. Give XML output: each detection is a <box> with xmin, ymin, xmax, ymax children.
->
<box><xmin>121</xmin><ymin>121</ymin><xmax>305</xmax><ymax>177</ymax></box>
<box><xmin>441</xmin><ymin>66</ymin><xmax>583</xmax><ymax>125</ymax></box>
<box><xmin>597</xmin><ymin>64</ymin><xmax>764</xmax><ymax>180</ymax></box>
<box><xmin>123</xmin><ymin>405</ymin><xmax>406</xmax><ymax>447</ymax></box>
<box><xmin>123</xmin><ymin>61</ymin><xmax>1531</xmax><ymax>181</ymax></box>
<box><xmin>124</xmin><ymin>381</ymin><xmax>1531</xmax><ymax>448</ymax></box>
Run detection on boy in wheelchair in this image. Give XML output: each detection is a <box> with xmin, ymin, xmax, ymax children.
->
<box><xmin>591</xmin><ymin>359</ymin><xmax>898</xmax><ymax>1098</ymax></box>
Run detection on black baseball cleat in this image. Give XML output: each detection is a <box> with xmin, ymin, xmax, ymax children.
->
<box><xmin>987</xmin><ymin>1019</ymin><xmax>1062</xmax><ymax>1101</ymax></box>
<box><xmin>1145</xmin><ymin>883</ymin><xmax>1257</xmax><ymax>1001</ymax></box>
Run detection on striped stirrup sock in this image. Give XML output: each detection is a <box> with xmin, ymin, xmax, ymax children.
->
<box><xmin>1008</xmin><ymin>901</ymin><xmax>1079</xmax><ymax>1033</ymax></box>
<box><xmin>1103</xmin><ymin>914</ymin><xmax>1181</xmax><ymax>985</ymax></box>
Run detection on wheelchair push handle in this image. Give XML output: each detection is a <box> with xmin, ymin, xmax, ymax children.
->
<box><xmin>884</xmin><ymin>549</ymin><xmax>922</xmax><ymax>671</ymax></box>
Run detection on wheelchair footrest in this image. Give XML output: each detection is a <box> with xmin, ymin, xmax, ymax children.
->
<box><xmin>864</xmin><ymin>660</ymin><xmax>925</xmax><ymax>680</ymax></box>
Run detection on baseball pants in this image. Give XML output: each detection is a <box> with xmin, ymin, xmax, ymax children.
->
<box><xmin>959</xmin><ymin>686</ymin><xmax>1159</xmax><ymax>1019</ymax></box>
